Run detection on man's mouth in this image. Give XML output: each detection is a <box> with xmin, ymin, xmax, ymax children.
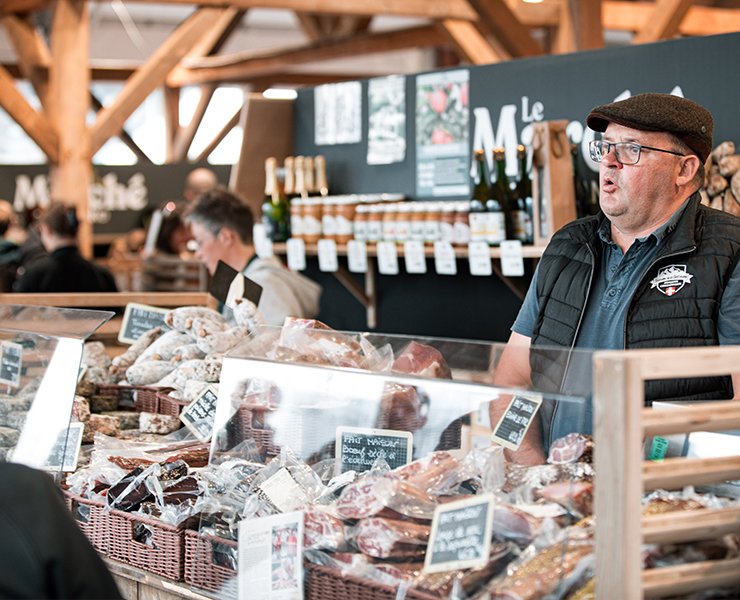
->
<box><xmin>601</xmin><ymin>176</ymin><xmax>617</xmax><ymax>193</ymax></box>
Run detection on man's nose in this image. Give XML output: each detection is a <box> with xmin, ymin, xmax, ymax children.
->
<box><xmin>601</xmin><ymin>144</ymin><xmax>621</xmax><ymax>167</ymax></box>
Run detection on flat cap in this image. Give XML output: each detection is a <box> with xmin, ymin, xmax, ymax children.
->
<box><xmin>586</xmin><ymin>93</ymin><xmax>713</xmax><ymax>163</ymax></box>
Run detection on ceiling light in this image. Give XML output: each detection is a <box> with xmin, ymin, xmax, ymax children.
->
<box><xmin>262</xmin><ymin>88</ymin><xmax>298</xmax><ymax>100</ymax></box>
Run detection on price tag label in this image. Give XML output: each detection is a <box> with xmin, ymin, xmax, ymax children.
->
<box><xmin>252</xmin><ymin>224</ymin><xmax>274</xmax><ymax>258</ymax></box>
<box><xmin>346</xmin><ymin>240</ymin><xmax>368</xmax><ymax>273</ymax></box>
<box><xmin>376</xmin><ymin>241</ymin><xmax>399</xmax><ymax>275</ymax></box>
<box><xmin>0</xmin><ymin>341</ymin><xmax>23</xmax><ymax>387</ymax></box>
<box><xmin>434</xmin><ymin>241</ymin><xmax>457</xmax><ymax>275</ymax></box>
<box><xmin>491</xmin><ymin>393</ymin><xmax>543</xmax><ymax>451</ymax></box>
<box><xmin>500</xmin><ymin>240</ymin><xmax>524</xmax><ymax>277</ymax></box>
<box><xmin>403</xmin><ymin>240</ymin><xmax>427</xmax><ymax>274</ymax></box>
<box><xmin>467</xmin><ymin>241</ymin><xmax>492</xmax><ymax>276</ymax></box>
<box><xmin>43</xmin><ymin>423</ymin><xmax>85</xmax><ymax>472</ymax></box>
<box><xmin>118</xmin><ymin>303</ymin><xmax>170</xmax><ymax>344</ymax></box>
<box><xmin>286</xmin><ymin>238</ymin><xmax>306</xmax><ymax>271</ymax></box>
<box><xmin>424</xmin><ymin>494</ymin><xmax>494</xmax><ymax>574</ymax></box>
<box><xmin>335</xmin><ymin>426</ymin><xmax>413</xmax><ymax>474</ymax></box>
<box><xmin>317</xmin><ymin>239</ymin><xmax>339</xmax><ymax>272</ymax></box>
<box><xmin>180</xmin><ymin>385</ymin><xmax>219</xmax><ymax>442</ymax></box>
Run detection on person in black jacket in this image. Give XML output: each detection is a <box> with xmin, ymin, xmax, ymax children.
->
<box><xmin>0</xmin><ymin>463</ymin><xmax>121</xmax><ymax>599</ymax></box>
<box><xmin>13</xmin><ymin>202</ymin><xmax>118</xmax><ymax>293</ymax></box>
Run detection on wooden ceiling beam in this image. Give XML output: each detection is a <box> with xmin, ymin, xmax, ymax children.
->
<box><xmin>164</xmin><ymin>86</ymin><xmax>180</xmax><ymax>162</ymax></box>
<box><xmin>568</xmin><ymin>0</ymin><xmax>604</xmax><ymax>50</ymax></box>
<box><xmin>168</xmin><ymin>24</ymin><xmax>446</xmax><ymax>87</ymax></box>
<box><xmin>437</xmin><ymin>19</ymin><xmax>502</xmax><ymax>65</ymax></box>
<box><xmin>1</xmin><ymin>14</ymin><xmax>51</xmax><ymax>108</ymax></box>
<box><xmin>113</xmin><ymin>0</ymin><xmax>478</xmax><ymax>20</ymax></box>
<box><xmin>466</xmin><ymin>0</ymin><xmax>544</xmax><ymax>57</ymax></box>
<box><xmin>633</xmin><ymin>0</ymin><xmax>694</xmax><ymax>43</ymax></box>
<box><xmin>172</xmin><ymin>84</ymin><xmax>215</xmax><ymax>163</ymax></box>
<box><xmin>603</xmin><ymin>2</ymin><xmax>740</xmax><ymax>36</ymax></box>
<box><xmin>89</xmin><ymin>7</ymin><xmax>226</xmax><ymax>155</ymax></box>
<box><xmin>294</xmin><ymin>13</ymin><xmax>325</xmax><ymax>41</ymax></box>
<box><xmin>194</xmin><ymin>104</ymin><xmax>242</xmax><ymax>163</ymax></box>
<box><xmin>90</xmin><ymin>92</ymin><xmax>152</xmax><ymax>164</ymax></box>
<box><xmin>334</xmin><ymin>15</ymin><xmax>373</xmax><ymax>37</ymax></box>
<box><xmin>0</xmin><ymin>0</ymin><xmax>51</xmax><ymax>16</ymax></box>
<box><xmin>0</xmin><ymin>64</ymin><xmax>58</xmax><ymax>161</ymax></box>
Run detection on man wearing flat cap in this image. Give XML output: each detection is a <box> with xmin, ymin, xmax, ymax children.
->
<box><xmin>490</xmin><ymin>93</ymin><xmax>740</xmax><ymax>464</ymax></box>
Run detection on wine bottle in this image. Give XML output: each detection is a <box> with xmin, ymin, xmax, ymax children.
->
<box><xmin>515</xmin><ymin>144</ymin><xmax>534</xmax><ymax>244</ymax></box>
<box><xmin>485</xmin><ymin>148</ymin><xmax>506</xmax><ymax>246</ymax></box>
<box><xmin>469</xmin><ymin>149</ymin><xmax>488</xmax><ymax>242</ymax></box>
<box><xmin>261</xmin><ymin>157</ymin><xmax>290</xmax><ymax>242</ymax></box>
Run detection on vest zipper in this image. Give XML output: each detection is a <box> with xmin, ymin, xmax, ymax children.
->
<box><xmin>548</xmin><ymin>243</ymin><xmax>597</xmax><ymax>445</ymax></box>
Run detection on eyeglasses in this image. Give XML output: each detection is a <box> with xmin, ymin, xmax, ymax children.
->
<box><xmin>588</xmin><ymin>140</ymin><xmax>685</xmax><ymax>165</ymax></box>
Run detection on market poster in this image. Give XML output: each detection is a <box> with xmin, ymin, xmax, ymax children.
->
<box><xmin>415</xmin><ymin>69</ymin><xmax>470</xmax><ymax>198</ymax></box>
<box><xmin>367</xmin><ymin>75</ymin><xmax>406</xmax><ymax>165</ymax></box>
<box><xmin>314</xmin><ymin>81</ymin><xmax>362</xmax><ymax>146</ymax></box>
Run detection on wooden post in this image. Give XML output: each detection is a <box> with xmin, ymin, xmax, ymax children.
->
<box><xmin>48</xmin><ymin>0</ymin><xmax>92</xmax><ymax>257</ymax></box>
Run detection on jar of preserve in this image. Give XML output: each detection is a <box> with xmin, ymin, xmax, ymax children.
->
<box><xmin>395</xmin><ymin>203</ymin><xmax>412</xmax><ymax>242</ymax></box>
<box><xmin>321</xmin><ymin>198</ymin><xmax>337</xmax><ymax>241</ymax></box>
<box><xmin>424</xmin><ymin>202</ymin><xmax>442</xmax><ymax>243</ymax></box>
<box><xmin>303</xmin><ymin>198</ymin><xmax>322</xmax><ymax>244</ymax></box>
<box><xmin>366</xmin><ymin>204</ymin><xmax>383</xmax><ymax>242</ymax></box>
<box><xmin>290</xmin><ymin>198</ymin><xmax>304</xmax><ymax>240</ymax></box>
<box><xmin>439</xmin><ymin>202</ymin><xmax>456</xmax><ymax>243</ymax></box>
<box><xmin>453</xmin><ymin>201</ymin><xmax>471</xmax><ymax>245</ymax></box>
<box><xmin>353</xmin><ymin>204</ymin><xmax>369</xmax><ymax>241</ymax></box>
<box><xmin>409</xmin><ymin>202</ymin><xmax>427</xmax><ymax>242</ymax></box>
<box><xmin>335</xmin><ymin>197</ymin><xmax>356</xmax><ymax>244</ymax></box>
<box><xmin>382</xmin><ymin>203</ymin><xmax>398</xmax><ymax>242</ymax></box>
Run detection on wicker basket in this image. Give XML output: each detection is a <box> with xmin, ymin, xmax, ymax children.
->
<box><xmin>157</xmin><ymin>391</ymin><xmax>189</xmax><ymax>417</ymax></box>
<box><xmin>64</xmin><ymin>490</ymin><xmax>113</xmax><ymax>555</ymax></box>
<box><xmin>184</xmin><ymin>529</ymin><xmax>238</xmax><ymax>592</ymax></box>
<box><xmin>240</xmin><ymin>426</ymin><xmax>281</xmax><ymax>457</ymax></box>
<box><xmin>304</xmin><ymin>562</ymin><xmax>440</xmax><ymax>600</ymax></box>
<box><xmin>97</xmin><ymin>384</ymin><xmax>172</xmax><ymax>414</ymax></box>
<box><xmin>106</xmin><ymin>509</ymin><xmax>189</xmax><ymax>581</ymax></box>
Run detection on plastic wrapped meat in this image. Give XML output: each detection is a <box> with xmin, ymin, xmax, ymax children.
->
<box><xmin>492</xmin><ymin>503</ymin><xmax>541</xmax><ymax>546</ymax></box>
<box><xmin>335</xmin><ymin>476</ymin><xmax>437</xmax><ymax>521</ymax></box>
<box><xmin>537</xmin><ymin>481</ymin><xmax>594</xmax><ymax>518</ymax></box>
<box><xmin>388</xmin><ymin>451</ymin><xmax>461</xmax><ymax>495</ymax></box>
<box><xmin>547</xmin><ymin>433</ymin><xmax>594</xmax><ymax>465</ymax></box>
<box><xmin>303</xmin><ymin>507</ymin><xmax>347</xmax><ymax>552</ymax></box>
<box><xmin>107</xmin><ymin>467</ymin><xmax>152</xmax><ymax>511</ymax></box>
<box><xmin>376</xmin><ymin>383</ymin><xmax>428</xmax><ymax>433</ymax></box>
<box><xmin>392</xmin><ymin>341</ymin><xmax>451</xmax><ymax>379</ymax></box>
<box><xmin>353</xmin><ymin>517</ymin><xmax>429</xmax><ymax>559</ymax></box>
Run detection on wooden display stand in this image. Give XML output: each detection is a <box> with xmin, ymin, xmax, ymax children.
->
<box><xmin>530</xmin><ymin>120</ymin><xmax>577</xmax><ymax>246</ymax></box>
<box><xmin>593</xmin><ymin>346</ymin><xmax>740</xmax><ymax>598</ymax></box>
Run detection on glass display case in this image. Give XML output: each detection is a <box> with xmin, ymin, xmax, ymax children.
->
<box><xmin>0</xmin><ymin>304</ymin><xmax>113</xmax><ymax>473</ymax></box>
<box><xmin>185</xmin><ymin>325</ymin><xmax>595</xmax><ymax>598</ymax></box>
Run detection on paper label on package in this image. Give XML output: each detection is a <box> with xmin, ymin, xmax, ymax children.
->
<box><xmin>258</xmin><ymin>468</ymin><xmax>310</xmax><ymax>512</ymax></box>
<box><xmin>468</xmin><ymin>241</ymin><xmax>492</xmax><ymax>276</ymax></box>
<box><xmin>403</xmin><ymin>240</ymin><xmax>427</xmax><ymax>274</ymax></box>
<box><xmin>346</xmin><ymin>240</ymin><xmax>368</xmax><ymax>273</ymax></box>
<box><xmin>500</xmin><ymin>240</ymin><xmax>524</xmax><ymax>277</ymax></box>
<box><xmin>317</xmin><ymin>239</ymin><xmax>338</xmax><ymax>272</ymax></box>
<box><xmin>434</xmin><ymin>241</ymin><xmax>457</xmax><ymax>275</ymax></box>
<box><xmin>286</xmin><ymin>238</ymin><xmax>306</xmax><ymax>271</ymax></box>
<box><xmin>253</xmin><ymin>224</ymin><xmax>274</xmax><ymax>258</ymax></box>
<box><xmin>376</xmin><ymin>241</ymin><xmax>399</xmax><ymax>275</ymax></box>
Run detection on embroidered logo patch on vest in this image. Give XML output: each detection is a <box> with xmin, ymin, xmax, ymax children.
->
<box><xmin>650</xmin><ymin>264</ymin><xmax>693</xmax><ymax>296</ymax></box>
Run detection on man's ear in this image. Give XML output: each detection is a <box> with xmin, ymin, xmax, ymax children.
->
<box><xmin>676</xmin><ymin>154</ymin><xmax>700</xmax><ymax>187</ymax></box>
<box><xmin>217</xmin><ymin>226</ymin><xmax>236</xmax><ymax>246</ymax></box>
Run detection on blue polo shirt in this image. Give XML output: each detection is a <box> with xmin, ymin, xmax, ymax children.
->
<box><xmin>512</xmin><ymin>199</ymin><xmax>740</xmax><ymax>442</ymax></box>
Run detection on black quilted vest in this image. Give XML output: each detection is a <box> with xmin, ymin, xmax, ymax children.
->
<box><xmin>531</xmin><ymin>195</ymin><xmax>739</xmax><ymax>404</ymax></box>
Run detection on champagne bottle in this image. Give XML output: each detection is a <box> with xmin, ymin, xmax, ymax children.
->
<box><xmin>485</xmin><ymin>148</ymin><xmax>506</xmax><ymax>246</ymax></box>
<box><xmin>261</xmin><ymin>157</ymin><xmax>290</xmax><ymax>242</ymax></box>
<box><xmin>303</xmin><ymin>156</ymin><xmax>315</xmax><ymax>197</ymax></box>
<box><xmin>515</xmin><ymin>144</ymin><xmax>534</xmax><ymax>244</ymax></box>
<box><xmin>283</xmin><ymin>156</ymin><xmax>296</xmax><ymax>200</ymax></box>
<box><xmin>294</xmin><ymin>156</ymin><xmax>307</xmax><ymax>199</ymax></box>
<box><xmin>469</xmin><ymin>149</ymin><xmax>488</xmax><ymax>242</ymax></box>
<box><xmin>315</xmin><ymin>155</ymin><xmax>329</xmax><ymax>197</ymax></box>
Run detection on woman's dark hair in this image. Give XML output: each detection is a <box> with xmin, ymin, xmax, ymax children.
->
<box><xmin>156</xmin><ymin>209</ymin><xmax>186</xmax><ymax>254</ymax></box>
<box><xmin>41</xmin><ymin>202</ymin><xmax>79</xmax><ymax>238</ymax></box>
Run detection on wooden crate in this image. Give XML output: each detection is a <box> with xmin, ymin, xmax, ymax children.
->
<box><xmin>593</xmin><ymin>345</ymin><xmax>740</xmax><ymax>598</ymax></box>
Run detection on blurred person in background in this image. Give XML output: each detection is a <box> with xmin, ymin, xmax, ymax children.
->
<box><xmin>13</xmin><ymin>202</ymin><xmax>118</xmax><ymax>293</ymax></box>
<box><xmin>185</xmin><ymin>187</ymin><xmax>321</xmax><ymax>326</ymax></box>
<box><xmin>183</xmin><ymin>167</ymin><xmax>219</xmax><ymax>203</ymax></box>
<box><xmin>0</xmin><ymin>199</ymin><xmax>22</xmax><ymax>291</ymax></box>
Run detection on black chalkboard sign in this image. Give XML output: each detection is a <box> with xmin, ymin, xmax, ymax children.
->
<box><xmin>118</xmin><ymin>303</ymin><xmax>170</xmax><ymax>344</ymax></box>
<box><xmin>335</xmin><ymin>426</ymin><xmax>413</xmax><ymax>474</ymax></box>
<box><xmin>180</xmin><ymin>385</ymin><xmax>219</xmax><ymax>441</ymax></box>
<box><xmin>491</xmin><ymin>394</ymin><xmax>543</xmax><ymax>451</ymax></box>
<box><xmin>0</xmin><ymin>341</ymin><xmax>23</xmax><ymax>387</ymax></box>
<box><xmin>424</xmin><ymin>494</ymin><xmax>494</xmax><ymax>573</ymax></box>
<box><xmin>43</xmin><ymin>423</ymin><xmax>85</xmax><ymax>472</ymax></box>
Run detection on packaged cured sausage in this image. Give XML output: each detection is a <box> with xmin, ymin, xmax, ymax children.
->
<box><xmin>351</xmin><ymin>517</ymin><xmax>429</xmax><ymax>559</ymax></box>
<box><xmin>335</xmin><ymin>475</ymin><xmax>437</xmax><ymax>521</ymax></box>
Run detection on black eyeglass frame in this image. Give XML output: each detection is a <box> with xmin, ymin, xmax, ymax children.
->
<box><xmin>588</xmin><ymin>140</ymin><xmax>686</xmax><ymax>165</ymax></box>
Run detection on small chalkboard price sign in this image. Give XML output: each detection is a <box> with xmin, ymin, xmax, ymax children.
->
<box><xmin>491</xmin><ymin>393</ymin><xmax>543</xmax><ymax>451</ymax></box>
<box><xmin>43</xmin><ymin>423</ymin><xmax>85</xmax><ymax>472</ymax></box>
<box><xmin>335</xmin><ymin>426</ymin><xmax>413</xmax><ymax>475</ymax></box>
<box><xmin>118</xmin><ymin>303</ymin><xmax>170</xmax><ymax>344</ymax></box>
<box><xmin>180</xmin><ymin>385</ymin><xmax>219</xmax><ymax>441</ymax></box>
<box><xmin>0</xmin><ymin>341</ymin><xmax>23</xmax><ymax>387</ymax></box>
<box><xmin>424</xmin><ymin>494</ymin><xmax>494</xmax><ymax>574</ymax></box>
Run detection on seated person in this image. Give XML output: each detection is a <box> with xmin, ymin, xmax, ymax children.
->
<box><xmin>185</xmin><ymin>187</ymin><xmax>321</xmax><ymax>326</ymax></box>
<box><xmin>0</xmin><ymin>199</ymin><xmax>22</xmax><ymax>291</ymax></box>
<box><xmin>13</xmin><ymin>202</ymin><xmax>118</xmax><ymax>293</ymax></box>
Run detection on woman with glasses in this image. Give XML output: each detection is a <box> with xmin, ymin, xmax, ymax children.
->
<box><xmin>490</xmin><ymin>93</ymin><xmax>740</xmax><ymax>465</ymax></box>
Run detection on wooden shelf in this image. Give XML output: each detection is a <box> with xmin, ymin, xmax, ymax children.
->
<box><xmin>271</xmin><ymin>241</ymin><xmax>546</xmax><ymax>259</ymax></box>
